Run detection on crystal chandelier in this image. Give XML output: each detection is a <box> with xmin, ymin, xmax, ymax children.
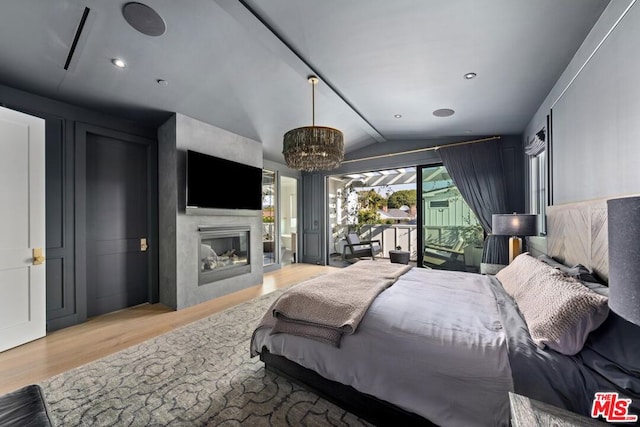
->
<box><xmin>283</xmin><ymin>76</ymin><xmax>344</xmax><ymax>172</ymax></box>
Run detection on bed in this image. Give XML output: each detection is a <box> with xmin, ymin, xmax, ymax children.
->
<box><xmin>250</xmin><ymin>198</ymin><xmax>640</xmax><ymax>426</ymax></box>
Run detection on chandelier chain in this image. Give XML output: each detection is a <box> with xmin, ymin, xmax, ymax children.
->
<box><xmin>311</xmin><ymin>78</ymin><xmax>315</xmax><ymax>127</ymax></box>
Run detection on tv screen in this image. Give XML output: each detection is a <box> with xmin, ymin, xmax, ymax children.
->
<box><xmin>186</xmin><ymin>150</ymin><xmax>262</xmax><ymax>210</ymax></box>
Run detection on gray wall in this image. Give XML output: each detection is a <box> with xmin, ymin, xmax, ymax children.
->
<box><xmin>524</xmin><ymin>0</ymin><xmax>640</xmax><ymax>205</ymax></box>
<box><xmin>158</xmin><ymin>113</ymin><xmax>263</xmax><ymax>310</ymax></box>
<box><xmin>0</xmin><ymin>83</ymin><xmax>158</xmax><ymax>331</ymax></box>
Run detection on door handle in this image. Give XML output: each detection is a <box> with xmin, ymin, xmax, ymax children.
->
<box><xmin>33</xmin><ymin>248</ymin><xmax>45</xmax><ymax>265</ymax></box>
<box><xmin>140</xmin><ymin>238</ymin><xmax>148</xmax><ymax>252</ymax></box>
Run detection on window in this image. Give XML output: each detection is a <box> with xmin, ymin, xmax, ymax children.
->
<box><xmin>429</xmin><ymin>200</ymin><xmax>450</xmax><ymax>209</ymax></box>
<box><xmin>262</xmin><ymin>169</ymin><xmax>276</xmax><ymax>266</ymax></box>
<box><xmin>279</xmin><ymin>176</ymin><xmax>297</xmax><ymax>266</ymax></box>
<box><xmin>527</xmin><ymin>131</ymin><xmax>547</xmax><ymax>235</ymax></box>
<box><xmin>262</xmin><ymin>170</ymin><xmax>298</xmax><ymax>267</ymax></box>
<box><xmin>421</xmin><ymin>164</ymin><xmax>483</xmax><ymax>271</ymax></box>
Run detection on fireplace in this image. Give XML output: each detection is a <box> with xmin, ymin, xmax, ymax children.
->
<box><xmin>199</xmin><ymin>226</ymin><xmax>251</xmax><ymax>284</ymax></box>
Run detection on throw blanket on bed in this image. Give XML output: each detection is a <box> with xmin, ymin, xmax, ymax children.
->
<box><xmin>254</xmin><ymin>260</ymin><xmax>412</xmax><ymax>347</ymax></box>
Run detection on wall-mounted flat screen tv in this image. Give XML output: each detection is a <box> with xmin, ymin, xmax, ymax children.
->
<box><xmin>186</xmin><ymin>150</ymin><xmax>262</xmax><ymax>210</ymax></box>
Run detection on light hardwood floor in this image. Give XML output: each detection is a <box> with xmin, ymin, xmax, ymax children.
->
<box><xmin>0</xmin><ymin>263</ymin><xmax>336</xmax><ymax>396</ymax></box>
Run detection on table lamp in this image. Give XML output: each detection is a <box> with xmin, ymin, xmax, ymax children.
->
<box><xmin>492</xmin><ymin>213</ymin><xmax>537</xmax><ymax>263</ymax></box>
<box><xmin>607</xmin><ymin>196</ymin><xmax>640</xmax><ymax>326</ymax></box>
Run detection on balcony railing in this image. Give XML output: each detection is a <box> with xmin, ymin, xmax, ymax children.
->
<box><xmin>332</xmin><ymin>224</ymin><xmax>483</xmax><ymax>262</ymax></box>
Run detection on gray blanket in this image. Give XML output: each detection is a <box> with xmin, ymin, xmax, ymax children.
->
<box><xmin>256</xmin><ymin>260</ymin><xmax>412</xmax><ymax>347</ymax></box>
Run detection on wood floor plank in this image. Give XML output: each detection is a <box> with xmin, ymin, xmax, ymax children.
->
<box><xmin>0</xmin><ymin>263</ymin><xmax>335</xmax><ymax>395</ymax></box>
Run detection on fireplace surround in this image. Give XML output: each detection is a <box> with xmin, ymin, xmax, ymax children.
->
<box><xmin>158</xmin><ymin>113</ymin><xmax>263</xmax><ymax>310</ymax></box>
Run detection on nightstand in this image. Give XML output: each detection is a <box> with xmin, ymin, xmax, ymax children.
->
<box><xmin>509</xmin><ymin>392</ymin><xmax>605</xmax><ymax>426</ymax></box>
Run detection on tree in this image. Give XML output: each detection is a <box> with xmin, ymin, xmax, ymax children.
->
<box><xmin>352</xmin><ymin>190</ymin><xmax>385</xmax><ymax>224</ymax></box>
<box><xmin>388</xmin><ymin>189</ymin><xmax>416</xmax><ymax>208</ymax></box>
<box><xmin>357</xmin><ymin>208</ymin><xmax>381</xmax><ymax>224</ymax></box>
<box><xmin>358</xmin><ymin>189</ymin><xmax>387</xmax><ymax>210</ymax></box>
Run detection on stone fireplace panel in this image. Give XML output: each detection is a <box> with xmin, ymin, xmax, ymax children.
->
<box><xmin>158</xmin><ymin>113</ymin><xmax>263</xmax><ymax>311</ymax></box>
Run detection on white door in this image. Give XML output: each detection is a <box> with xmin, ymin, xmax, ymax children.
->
<box><xmin>0</xmin><ymin>106</ymin><xmax>46</xmax><ymax>352</ymax></box>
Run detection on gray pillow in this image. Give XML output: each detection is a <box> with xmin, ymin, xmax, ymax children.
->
<box><xmin>581</xmin><ymin>280</ymin><xmax>609</xmax><ymax>297</ymax></box>
<box><xmin>537</xmin><ymin>254</ymin><xmax>601</xmax><ymax>283</ymax></box>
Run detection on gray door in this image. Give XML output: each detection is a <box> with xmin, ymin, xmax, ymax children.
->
<box><xmin>86</xmin><ymin>133</ymin><xmax>149</xmax><ymax>317</ymax></box>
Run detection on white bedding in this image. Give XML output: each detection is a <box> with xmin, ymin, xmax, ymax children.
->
<box><xmin>251</xmin><ymin>267</ymin><xmax>513</xmax><ymax>427</ymax></box>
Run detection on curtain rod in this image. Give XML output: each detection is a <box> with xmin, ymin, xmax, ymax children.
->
<box><xmin>341</xmin><ymin>135</ymin><xmax>501</xmax><ymax>164</ymax></box>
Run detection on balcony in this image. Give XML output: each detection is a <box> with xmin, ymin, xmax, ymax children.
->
<box><xmin>331</xmin><ymin>223</ymin><xmax>483</xmax><ymax>271</ymax></box>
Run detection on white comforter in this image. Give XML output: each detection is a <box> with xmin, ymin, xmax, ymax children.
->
<box><xmin>251</xmin><ymin>267</ymin><xmax>513</xmax><ymax>427</ymax></box>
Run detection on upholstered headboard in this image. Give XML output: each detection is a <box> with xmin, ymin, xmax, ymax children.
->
<box><xmin>546</xmin><ymin>198</ymin><xmax>609</xmax><ymax>282</ymax></box>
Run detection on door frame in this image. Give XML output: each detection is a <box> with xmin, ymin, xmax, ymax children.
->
<box><xmin>75</xmin><ymin>122</ymin><xmax>158</xmax><ymax>321</ymax></box>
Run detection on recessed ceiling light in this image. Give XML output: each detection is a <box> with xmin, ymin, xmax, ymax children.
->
<box><xmin>464</xmin><ymin>72</ymin><xmax>477</xmax><ymax>80</ymax></box>
<box><xmin>433</xmin><ymin>108</ymin><xmax>455</xmax><ymax>117</ymax></box>
<box><xmin>394</xmin><ymin>114</ymin><xmax>402</xmax><ymax>118</ymax></box>
<box><xmin>112</xmin><ymin>58</ymin><xmax>126</xmax><ymax>68</ymax></box>
<box><xmin>156</xmin><ymin>79</ymin><xmax>168</xmax><ymax>86</ymax></box>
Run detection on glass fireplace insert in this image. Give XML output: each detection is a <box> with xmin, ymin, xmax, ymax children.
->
<box><xmin>199</xmin><ymin>226</ymin><xmax>250</xmax><ymax>285</ymax></box>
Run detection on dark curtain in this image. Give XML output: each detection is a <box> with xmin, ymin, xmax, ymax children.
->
<box><xmin>439</xmin><ymin>140</ymin><xmax>510</xmax><ymax>264</ymax></box>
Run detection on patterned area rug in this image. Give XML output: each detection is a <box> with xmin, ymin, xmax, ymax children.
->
<box><xmin>40</xmin><ymin>289</ymin><xmax>372</xmax><ymax>426</ymax></box>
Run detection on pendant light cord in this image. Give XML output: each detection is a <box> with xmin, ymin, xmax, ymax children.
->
<box><xmin>310</xmin><ymin>76</ymin><xmax>316</xmax><ymax>127</ymax></box>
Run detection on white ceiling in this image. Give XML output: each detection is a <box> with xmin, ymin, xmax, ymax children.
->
<box><xmin>0</xmin><ymin>0</ymin><xmax>609</xmax><ymax>164</ymax></box>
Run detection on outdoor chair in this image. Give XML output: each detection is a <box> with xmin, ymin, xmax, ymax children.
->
<box><xmin>342</xmin><ymin>233</ymin><xmax>382</xmax><ymax>261</ymax></box>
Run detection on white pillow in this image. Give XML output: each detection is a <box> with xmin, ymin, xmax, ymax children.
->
<box><xmin>496</xmin><ymin>252</ymin><xmax>563</xmax><ymax>299</ymax></box>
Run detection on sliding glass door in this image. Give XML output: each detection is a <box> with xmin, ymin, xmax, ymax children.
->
<box><xmin>324</xmin><ymin>165</ymin><xmax>481</xmax><ymax>270</ymax></box>
<box><xmin>420</xmin><ymin>165</ymin><xmax>483</xmax><ymax>272</ymax></box>
<box><xmin>325</xmin><ymin>168</ymin><xmax>418</xmax><ymax>266</ymax></box>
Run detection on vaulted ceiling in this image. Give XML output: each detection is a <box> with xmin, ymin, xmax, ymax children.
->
<box><xmin>0</xmin><ymin>1</ymin><xmax>609</xmax><ymax>164</ymax></box>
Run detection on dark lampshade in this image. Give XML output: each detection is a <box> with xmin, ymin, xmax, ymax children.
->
<box><xmin>492</xmin><ymin>213</ymin><xmax>537</xmax><ymax>237</ymax></box>
<box><xmin>607</xmin><ymin>196</ymin><xmax>640</xmax><ymax>326</ymax></box>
